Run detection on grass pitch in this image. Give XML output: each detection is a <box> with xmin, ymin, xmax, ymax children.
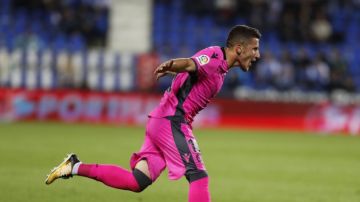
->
<box><xmin>1</xmin><ymin>122</ymin><xmax>360</xmax><ymax>202</ymax></box>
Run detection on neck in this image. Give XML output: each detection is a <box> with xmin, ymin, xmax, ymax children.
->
<box><xmin>224</xmin><ymin>47</ymin><xmax>238</xmax><ymax>69</ymax></box>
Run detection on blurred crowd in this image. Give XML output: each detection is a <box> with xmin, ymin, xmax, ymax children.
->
<box><xmin>1</xmin><ymin>0</ymin><xmax>359</xmax><ymax>95</ymax></box>
<box><xmin>154</xmin><ymin>0</ymin><xmax>360</xmax><ymax>94</ymax></box>
<box><xmin>182</xmin><ymin>0</ymin><xmax>360</xmax><ymax>44</ymax></box>
<box><xmin>0</xmin><ymin>0</ymin><xmax>109</xmax><ymax>50</ymax></box>
<box><xmin>221</xmin><ymin>48</ymin><xmax>355</xmax><ymax>96</ymax></box>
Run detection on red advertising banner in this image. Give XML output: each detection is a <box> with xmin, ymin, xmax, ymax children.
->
<box><xmin>0</xmin><ymin>88</ymin><xmax>359</xmax><ymax>135</ymax></box>
<box><xmin>0</xmin><ymin>88</ymin><xmax>218</xmax><ymax>126</ymax></box>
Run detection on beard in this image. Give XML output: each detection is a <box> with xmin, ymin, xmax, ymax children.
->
<box><xmin>238</xmin><ymin>57</ymin><xmax>252</xmax><ymax>72</ymax></box>
<box><xmin>240</xmin><ymin>66</ymin><xmax>249</xmax><ymax>72</ymax></box>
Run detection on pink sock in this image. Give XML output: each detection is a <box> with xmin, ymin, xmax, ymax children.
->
<box><xmin>188</xmin><ymin>177</ymin><xmax>211</xmax><ymax>202</ymax></box>
<box><xmin>77</xmin><ymin>164</ymin><xmax>140</xmax><ymax>192</ymax></box>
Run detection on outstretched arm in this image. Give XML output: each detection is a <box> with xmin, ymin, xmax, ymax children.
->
<box><xmin>154</xmin><ymin>58</ymin><xmax>196</xmax><ymax>80</ymax></box>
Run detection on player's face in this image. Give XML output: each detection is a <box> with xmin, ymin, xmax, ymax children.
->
<box><xmin>237</xmin><ymin>38</ymin><xmax>260</xmax><ymax>72</ymax></box>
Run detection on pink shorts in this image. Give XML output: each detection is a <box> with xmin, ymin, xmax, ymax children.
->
<box><xmin>130</xmin><ymin>117</ymin><xmax>207</xmax><ymax>182</ymax></box>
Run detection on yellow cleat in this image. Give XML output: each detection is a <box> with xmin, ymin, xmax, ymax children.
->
<box><xmin>45</xmin><ymin>153</ymin><xmax>80</xmax><ymax>185</ymax></box>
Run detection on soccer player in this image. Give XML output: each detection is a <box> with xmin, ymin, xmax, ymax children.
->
<box><xmin>45</xmin><ymin>25</ymin><xmax>261</xmax><ymax>202</ymax></box>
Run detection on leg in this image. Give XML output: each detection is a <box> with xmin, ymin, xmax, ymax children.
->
<box><xmin>44</xmin><ymin>153</ymin><xmax>143</xmax><ymax>192</ymax></box>
<box><xmin>45</xmin><ymin>124</ymin><xmax>165</xmax><ymax>193</ymax></box>
<box><xmin>134</xmin><ymin>160</ymin><xmax>150</xmax><ymax>178</ymax></box>
<box><xmin>76</xmin><ymin>160</ymin><xmax>153</xmax><ymax>192</ymax></box>
<box><xmin>148</xmin><ymin>118</ymin><xmax>211</xmax><ymax>202</ymax></box>
<box><xmin>76</xmin><ymin>131</ymin><xmax>165</xmax><ymax>193</ymax></box>
<box><xmin>180</xmin><ymin>128</ymin><xmax>211</xmax><ymax>202</ymax></box>
<box><xmin>189</xmin><ymin>177</ymin><xmax>210</xmax><ymax>202</ymax></box>
<box><xmin>177</xmin><ymin>123</ymin><xmax>210</xmax><ymax>202</ymax></box>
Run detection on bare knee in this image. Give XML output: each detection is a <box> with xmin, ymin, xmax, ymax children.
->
<box><xmin>135</xmin><ymin>160</ymin><xmax>151</xmax><ymax>178</ymax></box>
<box><xmin>133</xmin><ymin>160</ymin><xmax>152</xmax><ymax>192</ymax></box>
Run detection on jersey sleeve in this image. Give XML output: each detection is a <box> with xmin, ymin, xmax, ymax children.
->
<box><xmin>190</xmin><ymin>47</ymin><xmax>220</xmax><ymax>76</ymax></box>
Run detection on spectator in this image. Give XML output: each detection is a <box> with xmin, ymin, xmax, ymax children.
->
<box><xmin>254</xmin><ymin>51</ymin><xmax>282</xmax><ymax>89</ymax></box>
<box><xmin>304</xmin><ymin>54</ymin><xmax>330</xmax><ymax>91</ymax></box>
<box><xmin>275</xmin><ymin>50</ymin><xmax>295</xmax><ymax>90</ymax></box>
<box><xmin>327</xmin><ymin>48</ymin><xmax>355</xmax><ymax>92</ymax></box>
<box><xmin>265</xmin><ymin>0</ymin><xmax>283</xmax><ymax>32</ymax></box>
<box><xmin>10</xmin><ymin>0</ymin><xmax>109</xmax><ymax>49</ymax></box>
<box><xmin>214</xmin><ymin>0</ymin><xmax>237</xmax><ymax>26</ymax></box>
<box><xmin>14</xmin><ymin>28</ymin><xmax>44</xmax><ymax>50</ymax></box>
<box><xmin>328</xmin><ymin>48</ymin><xmax>347</xmax><ymax>77</ymax></box>
<box><xmin>293</xmin><ymin>48</ymin><xmax>311</xmax><ymax>90</ymax></box>
<box><xmin>278</xmin><ymin>10</ymin><xmax>298</xmax><ymax>42</ymax></box>
<box><xmin>310</xmin><ymin>10</ymin><xmax>333</xmax><ymax>43</ymax></box>
<box><xmin>221</xmin><ymin>69</ymin><xmax>241</xmax><ymax>97</ymax></box>
<box><xmin>248</xmin><ymin>0</ymin><xmax>266</xmax><ymax>31</ymax></box>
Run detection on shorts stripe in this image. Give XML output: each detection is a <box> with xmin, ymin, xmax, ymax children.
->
<box><xmin>169</xmin><ymin>119</ymin><xmax>208</xmax><ymax>182</ymax></box>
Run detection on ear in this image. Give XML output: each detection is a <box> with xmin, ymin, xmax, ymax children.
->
<box><xmin>236</xmin><ymin>44</ymin><xmax>244</xmax><ymax>55</ymax></box>
<box><xmin>236</xmin><ymin>47</ymin><xmax>243</xmax><ymax>56</ymax></box>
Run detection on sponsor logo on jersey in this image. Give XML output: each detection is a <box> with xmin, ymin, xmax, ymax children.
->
<box><xmin>196</xmin><ymin>55</ymin><xmax>210</xmax><ymax>65</ymax></box>
<box><xmin>182</xmin><ymin>153</ymin><xmax>191</xmax><ymax>163</ymax></box>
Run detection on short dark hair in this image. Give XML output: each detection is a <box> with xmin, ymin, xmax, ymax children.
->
<box><xmin>226</xmin><ymin>25</ymin><xmax>261</xmax><ymax>47</ymax></box>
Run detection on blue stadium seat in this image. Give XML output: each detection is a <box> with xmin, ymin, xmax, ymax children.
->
<box><xmin>0</xmin><ymin>0</ymin><xmax>10</xmax><ymax>12</ymax></box>
<box><xmin>5</xmin><ymin>30</ymin><xmax>14</xmax><ymax>50</ymax></box>
<box><xmin>200</xmin><ymin>17</ymin><xmax>214</xmax><ymax>44</ymax></box>
<box><xmin>53</xmin><ymin>34</ymin><xmax>67</xmax><ymax>51</ymax></box>
<box><xmin>13</xmin><ymin>11</ymin><xmax>28</xmax><ymax>35</ymax></box>
<box><xmin>68</xmin><ymin>33</ymin><xmax>86</xmax><ymax>52</ymax></box>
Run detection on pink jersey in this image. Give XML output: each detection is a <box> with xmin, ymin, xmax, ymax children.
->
<box><xmin>149</xmin><ymin>46</ymin><xmax>229</xmax><ymax>124</ymax></box>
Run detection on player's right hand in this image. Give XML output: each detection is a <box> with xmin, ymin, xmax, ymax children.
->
<box><xmin>154</xmin><ymin>60</ymin><xmax>174</xmax><ymax>80</ymax></box>
<box><xmin>155</xmin><ymin>72</ymin><xmax>166</xmax><ymax>81</ymax></box>
<box><xmin>154</xmin><ymin>60</ymin><xmax>174</xmax><ymax>74</ymax></box>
